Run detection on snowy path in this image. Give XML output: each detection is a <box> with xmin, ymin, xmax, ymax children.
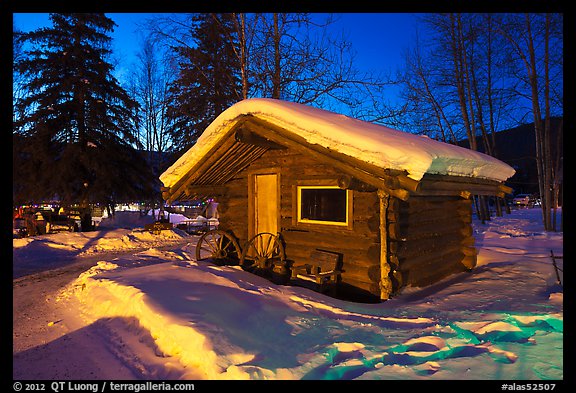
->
<box><xmin>13</xmin><ymin>218</ymin><xmax>194</xmax><ymax>379</ymax></box>
<box><xmin>13</xmin><ymin>221</ymin><xmax>192</xmax><ymax>279</ymax></box>
<box><xmin>13</xmin><ymin>238</ymin><xmax>193</xmax><ymax>379</ymax></box>
<box><xmin>13</xmin><ymin>256</ymin><xmax>136</xmax><ymax>379</ymax></box>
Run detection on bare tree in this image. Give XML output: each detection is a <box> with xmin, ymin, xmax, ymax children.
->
<box><xmin>497</xmin><ymin>13</ymin><xmax>563</xmax><ymax>231</ymax></box>
<box><xmin>398</xmin><ymin>29</ymin><xmax>459</xmax><ymax>142</ymax></box>
<box><xmin>231</xmin><ymin>13</ymin><xmax>253</xmax><ymax>100</ymax></box>
<box><xmin>250</xmin><ymin>13</ymin><xmax>396</xmax><ymax>121</ymax></box>
<box><xmin>130</xmin><ymin>34</ymin><xmax>174</xmax><ymax>156</ymax></box>
<box><xmin>143</xmin><ymin>13</ymin><xmax>399</xmax><ymax>144</ymax></box>
<box><xmin>410</xmin><ymin>13</ymin><xmax>524</xmax><ymax>221</ymax></box>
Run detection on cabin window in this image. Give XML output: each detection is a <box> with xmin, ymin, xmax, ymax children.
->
<box><xmin>297</xmin><ymin>186</ymin><xmax>351</xmax><ymax>226</ymax></box>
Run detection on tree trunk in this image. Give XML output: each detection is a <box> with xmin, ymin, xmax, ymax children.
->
<box><xmin>240</xmin><ymin>13</ymin><xmax>248</xmax><ymax>99</ymax></box>
<box><xmin>449</xmin><ymin>14</ymin><xmax>476</xmax><ymax>150</ymax></box>
<box><xmin>525</xmin><ymin>14</ymin><xmax>550</xmax><ymax>231</ymax></box>
<box><xmin>272</xmin><ymin>13</ymin><xmax>281</xmax><ymax>99</ymax></box>
<box><xmin>543</xmin><ymin>14</ymin><xmax>553</xmax><ymax>231</ymax></box>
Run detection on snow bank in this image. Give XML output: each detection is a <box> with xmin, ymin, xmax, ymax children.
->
<box><xmin>160</xmin><ymin>98</ymin><xmax>515</xmax><ymax>188</ymax></box>
<box><xmin>13</xmin><ymin>228</ymin><xmax>188</xmax><ymax>259</ymax></box>
<box><xmin>64</xmin><ymin>262</ymin><xmax>446</xmax><ymax>379</ymax></box>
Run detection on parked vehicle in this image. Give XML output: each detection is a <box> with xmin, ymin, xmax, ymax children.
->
<box><xmin>13</xmin><ymin>207</ymin><xmax>80</xmax><ymax>237</ymax></box>
<box><xmin>512</xmin><ymin>193</ymin><xmax>539</xmax><ymax>208</ymax></box>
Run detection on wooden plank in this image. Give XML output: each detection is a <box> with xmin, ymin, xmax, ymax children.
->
<box><xmin>395</xmin><ymin>245</ymin><xmax>464</xmax><ymax>272</ymax></box>
<box><xmin>378</xmin><ymin>189</ymin><xmax>393</xmax><ymax>300</ymax></box>
<box><xmin>183</xmin><ymin>184</ymin><xmax>229</xmax><ymax>198</ymax></box>
<box><xmin>396</xmin><ymin>174</ymin><xmax>421</xmax><ymax>193</ymax></box>
<box><xmin>193</xmin><ymin>142</ymin><xmax>251</xmax><ymax>184</ymax></box>
<box><xmin>391</xmin><ymin>207</ymin><xmax>471</xmax><ymax>226</ymax></box>
<box><xmin>198</xmin><ymin>145</ymin><xmax>269</xmax><ymax>185</ymax></box>
<box><xmin>388</xmin><ymin>218</ymin><xmax>471</xmax><ymax>241</ymax></box>
<box><xmin>164</xmin><ymin>126</ymin><xmax>240</xmax><ymax>203</ymax></box>
<box><xmin>403</xmin><ymin>255</ymin><xmax>468</xmax><ymax>287</ymax></box>
<box><xmin>281</xmin><ymin>229</ymin><xmax>376</xmax><ymax>251</ymax></box>
<box><xmin>288</xmin><ymin>251</ymin><xmax>378</xmax><ymax>284</ymax></box>
<box><xmin>389</xmin><ymin>235</ymin><xmax>468</xmax><ymax>259</ymax></box>
<box><xmin>291</xmin><ymin>249</ymin><xmax>343</xmax><ymax>285</ymax></box>
<box><xmin>337</xmin><ymin>175</ymin><xmax>378</xmax><ymax>192</ymax></box>
<box><xmin>285</xmin><ymin>176</ymin><xmax>341</xmax><ymax>187</ymax></box>
<box><xmin>498</xmin><ymin>183</ymin><xmax>513</xmax><ymax>195</ymax></box>
<box><xmin>310</xmin><ymin>249</ymin><xmax>341</xmax><ymax>270</ymax></box>
<box><xmin>251</xmin><ymin>171</ymin><xmax>280</xmax><ymax>237</ymax></box>
<box><xmin>414</xmin><ymin>188</ymin><xmax>500</xmax><ymax>198</ymax></box>
<box><xmin>399</xmin><ymin>248</ymin><xmax>464</xmax><ymax>275</ymax></box>
<box><xmin>235</xmin><ymin>127</ymin><xmax>286</xmax><ymax>149</ymax></box>
<box><xmin>287</xmin><ymin>216</ymin><xmax>372</xmax><ymax>237</ymax></box>
<box><xmin>400</xmin><ymin>196</ymin><xmax>471</xmax><ymax>212</ymax></box>
<box><xmin>415</xmin><ymin>174</ymin><xmax>508</xmax><ymax>197</ymax></box>
<box><xmin>340</xmin><ymin>262</ymin><xmax>380</xmax><ymax>283</ymax></box>
<box><xmin>460</xmin><ymin>254</ymin><xmax>477</xmax><ymax>270</ymax></box>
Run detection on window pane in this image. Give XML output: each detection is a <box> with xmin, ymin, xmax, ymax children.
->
<box><xmin>300</xmin><ymin>188</ymin><xmax>347</xmax><ymax>223</ymax></box>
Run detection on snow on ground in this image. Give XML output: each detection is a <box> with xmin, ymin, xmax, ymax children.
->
<box><xmin>13</xmin><ymin>208</ymin><xmax>563</xmax><ymax>380</ymax></box>
<box><xmin>13</xmin><ymin>211</ymin><xmax>190</xmax><ymax>278</ymax></box>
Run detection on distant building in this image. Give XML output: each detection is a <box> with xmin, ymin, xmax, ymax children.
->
<box><xmin>459</xmin><ymin>117</ymin><xmax>563</xmax><ymax>201</ymax></box>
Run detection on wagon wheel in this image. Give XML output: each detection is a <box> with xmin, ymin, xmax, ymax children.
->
<box><xmin>240</xmin><ymin>232</ymin><xmax>286</xmax><ymax>273</ymax></box>
<box><xmin>195</xmin><ymin>229</ymin><xmax>241</xmax><ymax>266</ymax></box>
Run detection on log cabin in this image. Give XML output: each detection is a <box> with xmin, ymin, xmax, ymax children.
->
<box><xmin>160</xmin><ymin>99</ymin><xmax>515</xmax><ymax>302</ymax></box>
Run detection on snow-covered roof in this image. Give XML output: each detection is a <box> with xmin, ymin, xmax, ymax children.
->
<box><xmin>160</xmin><ymin>98</ymin><xmax>515</xmax><ymax>189</ymax></box>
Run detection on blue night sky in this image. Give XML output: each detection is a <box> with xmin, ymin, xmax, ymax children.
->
<box><xmin>13</xmin><ymin>12</ymin><xmax>422</xmax><ymax>100</ymax></box>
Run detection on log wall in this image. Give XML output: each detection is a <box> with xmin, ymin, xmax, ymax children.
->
<box><xmin>389</xmin><ymin>196</ymin><xmax>476</xmax><ymax>288</ymax></box>
<box><xmin>215</xmin><ymin>147</ymin><xmax>382</xmax><ymax>298</ymax></box>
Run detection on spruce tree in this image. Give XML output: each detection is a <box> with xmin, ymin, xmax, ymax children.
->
<box><xmin>166</xmin><ymin>13</ymin><xmax>241</xmax><ymax>152</ymax></box>
<box><xmin>13</xmin><ymin>13</ymin><xmax>157</xmax><ymax>213</ymax></box>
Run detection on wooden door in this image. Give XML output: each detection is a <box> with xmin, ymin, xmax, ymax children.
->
<box><xmin>253</xmin><ymin>173</ymin><xmax>279</xmax><ymax>236</ymax></box>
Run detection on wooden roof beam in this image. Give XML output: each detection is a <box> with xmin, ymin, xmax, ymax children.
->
<box><xmin>234</xmin><ymin>126</ymin><xmax>285</xmax><ymax>149</ymax></box>
<box><xmin>163</xmin><ymin>119</ymin><xmax>252</xmax><ymax>204</ymax></box>
<box><xmin>414</xmin><ymin>174</ymin><xmax>511</xmax><ymax>198</ymax></box>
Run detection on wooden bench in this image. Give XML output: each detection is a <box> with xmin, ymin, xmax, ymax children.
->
<box><xmin>291</xmin><ymin>249</ymin><xmax>342</xmax><ymax>293</ymax></box>
<box><xmin>177</xmin><ymin>220</ymin><xmax>208</xmax><ymax>234</ymax></box>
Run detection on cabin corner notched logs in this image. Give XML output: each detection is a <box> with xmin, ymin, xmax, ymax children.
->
<box><xmin>387</xmin><ymin>196</ymin><xmax>476</xmax><ymax>290</ymax></box>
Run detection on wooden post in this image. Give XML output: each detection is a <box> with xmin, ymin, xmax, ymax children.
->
<box><xmin>378</xmin><ymin>189</ymin><xmax>393</xmax><ymax>300</ymax></box>
<box><xmin>504</xmin><ymin>197</ymin><xmax>511</xmax><ymax>215</ymax></box>
<box><xmin>495</xmin><ymin>196</ymin><xmax>503</xmax><ymax>217</ymax></box>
